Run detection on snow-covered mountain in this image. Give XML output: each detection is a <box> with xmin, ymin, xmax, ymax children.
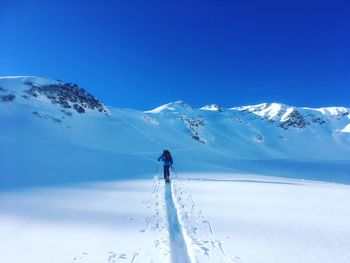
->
<box><xmin>1</xmin><ymin>76</ymin><xmax>350</xmax><ymax>188</ymax></box>
<box><xmin>1</xmin><ymin>76</ymin><xmax>350</xmax><ymax>263</ymax></box>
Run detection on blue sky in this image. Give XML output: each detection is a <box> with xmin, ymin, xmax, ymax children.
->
<box><xmin>1</xmin><ymin>0</ymin><xmax>349</xmax><ymax>109</ymax></box>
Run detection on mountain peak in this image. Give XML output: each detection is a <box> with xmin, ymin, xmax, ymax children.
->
<box><xmin>308</xmin><ymin>107</ymin><xmax>350</xmax><ymax>116</ymax></box>
<box><xmin>0</xmin><ymin>76</ymin><xmax>108</xmax><ymax>114</ymax></box>
<box><xmin>144</xmin><ymin>100</ymin><xmax>192</xmax><ymax>114</ymax></box>
<box><xmin>232</xmin><ymin>102</ymin><xmax>290</xmax><ymax>120</ymax></box>
<box><xmin>200</xmin><ymin>104</ymin><xmax>225</xmax><ymax>112</ymax></box>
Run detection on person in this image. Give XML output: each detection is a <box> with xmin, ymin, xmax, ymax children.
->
<box><xmin>158</xmin><ymin>150</ymin><xmax>173</xmax><ymax>182</ymax></box>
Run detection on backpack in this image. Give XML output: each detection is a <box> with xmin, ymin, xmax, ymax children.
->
<box><xmin>163</xmin><ymin>150</ymin><xmax>173</xmax><ymax>163</ymax></box>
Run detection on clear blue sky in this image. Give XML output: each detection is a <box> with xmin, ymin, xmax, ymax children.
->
<box><xmin>1</xmin><ymin>0</ymin><xmax>349</xmax><ymax>109</ymax></box>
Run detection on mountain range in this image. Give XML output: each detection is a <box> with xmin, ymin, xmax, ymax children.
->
<box><xmin>1</xmin><ymin>76</ymin><xmax>349</xmax><ymax>188</ymax></box>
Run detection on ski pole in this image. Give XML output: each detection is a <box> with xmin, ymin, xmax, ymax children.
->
<box><xmin>172</xmin><ymin>166</ymin><xmax>179</xmax><ymax>180</ymax></box>
<box><xmin>155</xmin><ymin>162</ymin><xmax>159</xmax><ymax>176</ymax></box>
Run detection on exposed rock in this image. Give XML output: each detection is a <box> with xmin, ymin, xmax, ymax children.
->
<box><xmin>181</xmin><ymin>116</ymin><xmax>206</xmax><ymax>143</ymax></box>
<box><xmin>73</xmin><ymin>104</ymin><xmax>85</xmax><ymax>113</ymax></box>
<box><xmin>311</xmin><ymin>116</ymin><xmax>326</xmax><ymax>125</ymax></box>
<box><xmin>256</xmin><ymin>134</ymin><xmax>264</xmax><ymax>142</ymax></box>
<box><xmin>61</xmin><ymin>110</ymin><xmax>73</xmax><ymax>117</ymax></box>
<box><xmin>32</xmin><ymin>111</ymin><xmax>62</xmax><ymax>123</ymax></box>
<box><xmin>141</xmin><ymin>114</ymin><xmax>159</xmax><ymax>125</ymax></box>
<box><xmin>279</xmin><ymin>110</ymin><xmax>306</xmax><ymax>129</ymax></box>
<box><xmin>24</xmin><ymin>81</ymin><xmax>107</xmax><ymax>114</ymax></box>
<box><xmin>0</xmin><ymin>94</ymin><xmax>16</xmax><ymax>102</ymax></box>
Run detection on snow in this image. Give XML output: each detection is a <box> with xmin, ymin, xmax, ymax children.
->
<box><xmin>200</xmin><ymin>104</ymin><xmax>223</xmax><ymax>112</ymax></box>
<box><xmin>2</xmin><ymin>173</ymin><xmax>350</xmax><ymax>263</ymax></box>
<box><xmin>165</xmin><ymin>182</ymin><xmax>192</xmax><ymax>263</ymax></box>
<box><xmin>1</xmin><ymin>76</ymin><xmax>350</xmax><ymax>262</ymax></box>
<box><xmin>145</xmin><ymin>103</ymin><xmax>176</xmax><ymax>113</ymax></box>
<box><xmin>173</xmin><ymin>173</ymin><xmax>350</xmax><ymax>263</ymax></box>
<box><xmin>312</xmin><ymin>107</ymin><xmax>349</xmax><ymax>116</ymax></box>
<box><xmin>341</xmin><ymin>124</ymin><xmax>350</xmax><ymax>133</ymax></box>
<box><xmin>145</xmin><ymin>100</ymin><xmax>190</xmax><ymax>114</ymax></box>
<box><xmin>0</xmin><ymin>179</ymin><xmax>170</xmax><ymax>263</ymax></box>
<box><xmin>231</xmin><ymin>103</ymin><xmax>286</xmax><ymax>120</ymax></box>
<box><xmin>254</xmin><ymin>103</ymin><xmax>283</xmax><ymax>119</ymax></box>
<box><xmin>280</xmin><ymin>107</ymin><xmax>294</xmax><ymax>122</ymax></box>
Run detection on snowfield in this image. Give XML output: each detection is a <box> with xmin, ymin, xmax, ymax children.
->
<box><xmin>1</xmin><ymin>174</ymin><xmax>349</xmax><ymax>263</ymax></box>
<box><xmin>0</xmin><ymin>179</ymin><xmax>170</xmax><ymax>263</ymax></box>
<box><xmin>1</xmin><ymin>76</ymin><xmax>350</xmax><ymax>262</ymax></box>
<box><xmin>173</xmin><ymin>173</ymin><xmax>350</xmax><ymax>263</ymax></box>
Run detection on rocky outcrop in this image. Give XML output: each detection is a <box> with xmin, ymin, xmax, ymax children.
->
<box><xmin>0</xmin><ymin>86</ymin><xmax>15</xmax><ymax>102</ymax></box>
<box><xmin>279</xmin><ymin>110</ymin><xmax>306</xmax><ymax>129</ymax></box>
<box><xmin>0</xmin><ymin>94</ymin><xmax>15</xmax><ymax>102</ymax></box>
<box><xmin>181</xmin><ymin>116</ymin><xmax>207</xmax><ymax>143</ymax></box>
<box><xmin>23</xmin><ymin>81</ymin><xmax>108</xmax><ymax>114</ymax></box>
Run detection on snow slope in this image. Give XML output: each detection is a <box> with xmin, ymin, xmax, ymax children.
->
<box><xmin>1</xmin><ymin>76</ymin><xmax>350</xmax><ymax>263</ymax></box>
<box><xmin>1</xmin><ymin>76</ymin><xmax>350</xmax><ymax>188</ymax></box>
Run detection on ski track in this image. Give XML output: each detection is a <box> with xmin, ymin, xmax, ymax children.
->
<box><xmin>165</xmin><ymin>180</ymin><xmax>192</xmax><ymax>263</ymax></box>
<box><xmin>68</xmin><ymin>176</ymin><xmax>238</xmax><ymax>263</ymax></box>
<box><xmin>172</xmin><ymin>178</ymin><xmax>239</xmax><ymax>263</ymax></box>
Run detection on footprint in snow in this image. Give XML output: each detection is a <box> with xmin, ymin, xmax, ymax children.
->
<box><xmin>154</xmin><ymin>239</ymin><xmax>160</xmax><ymax>248</ymax></box>
<box><xmin>107</xmin><ymin>252</ymin><xmax>117</xmax><ymax>263</ymax></box>
<box><xmin>72</xmin><ymin>251</ymin><xmax>88</xmax><ymax>262</ymax></box>
<box><xmin>233</xmin><ymin>256</ymin><xmax>242</xmax><ymax>263</ymax></box>
<box><xmin>200</xmin><ymin>246</ymin><xmax>210</xmax><ymax>257</ymax></box>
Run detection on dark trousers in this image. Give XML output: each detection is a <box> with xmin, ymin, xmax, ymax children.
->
<box><xmin>163</xmin><ymin>165</ymin><xmax>170</xmax><ymax>179</ymax></box>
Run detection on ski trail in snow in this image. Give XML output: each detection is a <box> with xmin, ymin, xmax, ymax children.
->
<box><xmin>172</xmin><ymin>179</ymin><xmax>236</xmax><ymax>262</ymax></box>
<box><xmin>165</xmin><ymin>181</ymin><xmax>192</xmax><ymax>263</ymax></box>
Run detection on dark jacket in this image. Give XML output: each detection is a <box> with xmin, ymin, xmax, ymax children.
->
<box><xmin>158</xmin><ymin>153</ymin><xmax>173</xmax><ymax>166</ymax></box>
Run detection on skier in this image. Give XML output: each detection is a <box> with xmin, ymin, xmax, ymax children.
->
<box><xmin>158</xmin><ymin>150</ymin><xmax>173</xmax><ymax>183</ymax></box>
